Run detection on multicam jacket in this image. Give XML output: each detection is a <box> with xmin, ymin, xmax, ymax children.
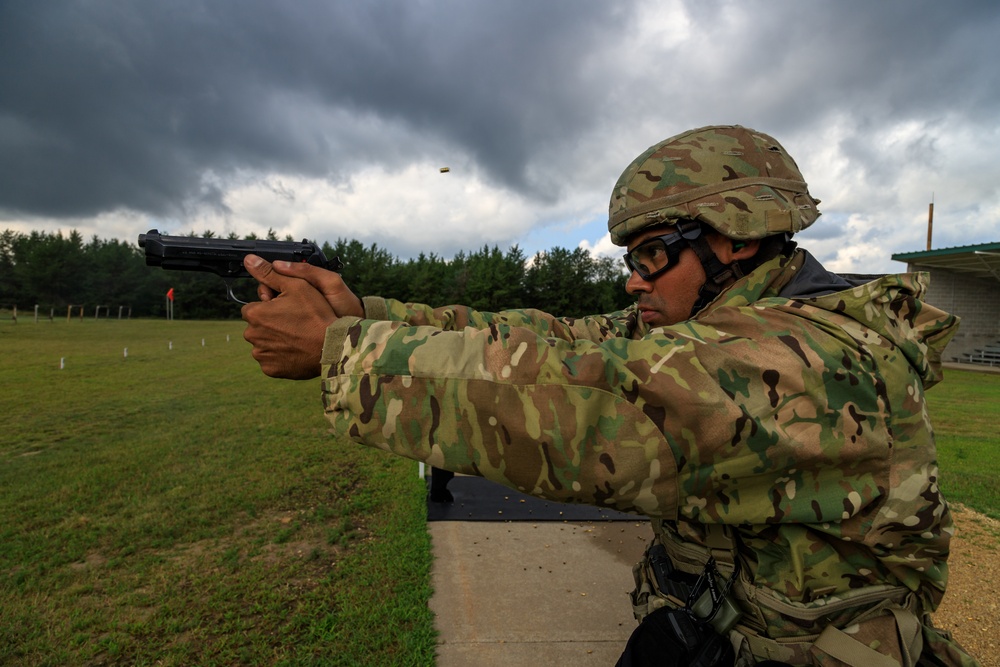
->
<box><xmin>320</xmin><ymin>249</ymin><xmax>972</xmax><ymax>664</ymax></box>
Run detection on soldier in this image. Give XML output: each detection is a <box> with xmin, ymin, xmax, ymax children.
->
<box><xmin>241</xmin><ymin>125</ymin><xmax>979</xmax><ymax>666</ymax></box>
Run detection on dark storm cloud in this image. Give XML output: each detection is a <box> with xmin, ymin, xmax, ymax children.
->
<box><xmin>2</xmin><ymin>0</ymin><xmax>999</xmax><ymax>263</ymax></box>
<box><xmin>657</xmin><ymin>2</ymin><xmax>1000</xmax><ymax>140</ymax></box>
<box><xmin>0</xmin><ymin>0</ymin><xmax>622</xmax><ymax>219</ymax></box>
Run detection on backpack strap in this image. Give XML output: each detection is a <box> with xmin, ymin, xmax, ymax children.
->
<box><xmin>813</xmin><ymin>624</ymin><xmax>902</xmax><ymax>667</ymax></box>
<box><xmin>737</xmin><ymin>599</ymin><xmax>924</xmax><ymax>667</ymax></box>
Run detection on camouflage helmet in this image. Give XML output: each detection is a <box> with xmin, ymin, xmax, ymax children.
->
<box><xmin>608</xmin><ymin>125</ymin><xmax>821</xmax><ymax>245</ymax></box>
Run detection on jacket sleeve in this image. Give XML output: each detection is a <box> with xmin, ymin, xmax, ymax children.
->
<box><xmin>321</xmin><ymin>295</ymin><xmax>909</xmax><ymax>528</ymax></box>
<box><xmin>318</xmin><ymin>312</ymin><xmax>760</xmax><ymax>519</ymax></box>
<box><xmin>362</xmin><ymin>295</ymin><xmax>642</xmax><ymax>342</ymax></box>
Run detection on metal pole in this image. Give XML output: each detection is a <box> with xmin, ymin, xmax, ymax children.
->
<box><xmin>926</xmin><ymin>201</ymin><xmax>934</xmax><ymax>251</ymax></box>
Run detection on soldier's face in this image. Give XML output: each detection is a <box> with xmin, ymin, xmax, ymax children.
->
<box><xmin>624</xmin><ymin>228</ymin><xmax>733</xmax><ymax>328</ymax></box>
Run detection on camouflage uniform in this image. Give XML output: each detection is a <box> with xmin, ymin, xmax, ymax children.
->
<box><xmin>319</xmin><ymin>126</ymin><xmax>978</xmax><ymax>666</ymax></box>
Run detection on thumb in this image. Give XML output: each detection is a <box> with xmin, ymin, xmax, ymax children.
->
<box><xmin>244</xmin><ymin>254</ymin><xmax>296</xmax><ymax>294</ymax></box>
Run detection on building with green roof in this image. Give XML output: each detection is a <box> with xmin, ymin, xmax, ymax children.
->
<box><xmin>892</xmin><ymin>242</ymin><xmax>1000</xmax><ymax>365</ymax></box>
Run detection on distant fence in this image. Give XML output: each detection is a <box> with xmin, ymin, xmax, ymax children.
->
<box><xmin>91</xmin><ymin>305</ymin><xmax>133</xmax><ymax>320</ymax></box>
<box><xmin>0</xmin><ymin>304</ymin><xmax>133</xmax><ymax>323</ymax></box>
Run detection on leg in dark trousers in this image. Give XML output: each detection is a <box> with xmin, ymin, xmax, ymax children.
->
<box><xmin>429</xmin><ymin>467</ymin><xmax>454</xmax><ymax>503</ymax></box>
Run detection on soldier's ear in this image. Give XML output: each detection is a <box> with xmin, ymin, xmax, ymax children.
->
<box><xmin>730</xmin><ymin>239</ymin><xmax>758</xmax><ymax>260</ymax></box>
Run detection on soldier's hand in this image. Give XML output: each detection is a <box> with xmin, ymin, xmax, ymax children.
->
<box><xmin>241</xmin><ymin>254</ymin><xmax>338</xmax><ymax>379</ymax></box>
<box><xmin>254</xmin><ymin>255</ymin><xmax>364</xmax><ymax>318</ymax></box>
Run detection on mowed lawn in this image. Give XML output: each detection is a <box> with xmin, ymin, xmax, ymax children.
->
<box><xmin>0</xmin><ymin>319</ymin><xmax>435</xmax><ymax>666</ymax></box>
<box><xmin>926</xmin><ymin>367</ymin><xmax>1000</xmax><ymax>520</ymax></box>
<box><xmin>2</xmin><ymin>320</ymin><xmax>998</xmax><ymax>666</ymax></box>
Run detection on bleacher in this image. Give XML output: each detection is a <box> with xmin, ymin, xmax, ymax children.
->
<box><xmin>956</xmin><ymin>341</ymin><xmax>1000</xmax><ymax>367</ymax></box>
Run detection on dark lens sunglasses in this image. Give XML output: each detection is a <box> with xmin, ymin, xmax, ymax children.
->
<box><xmin>623</xmin><ymin>232</ymin><xmax>690</xmax><ymax>281</ymax></box>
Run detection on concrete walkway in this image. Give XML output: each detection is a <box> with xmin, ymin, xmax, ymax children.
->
<box><xmin>428</xmin><ymin>518</ymin><xmax>650</xmax><ymax>666</ymax></box>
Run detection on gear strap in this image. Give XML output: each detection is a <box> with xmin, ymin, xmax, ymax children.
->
<box><xmin>742</xmin><ymin>602</ymin><xmax>924</xmax><ymax>667</ymax></box>
<box><xmin>813</xmin><ymin>624</ymin><xmax>903</xmax><ymax>667</ymax></box>
<box><xmin>676</xmin><ymin>220</ymin><xmax>745</xmax><ymax>317</ymax></box>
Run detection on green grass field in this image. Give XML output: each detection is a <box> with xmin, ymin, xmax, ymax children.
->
<box><xmin>2</xmin><ymin>320</ymin><xmax>999</xmax><ymax>665</ymax></box>
<box><xmin>926</xmin><ymin>367</ymin><xmax>1000</xmax><ymax>520</ymax></box>
<box><xmin>0</xmin><ymin>319</ymin><xmax>435</xmax><ymax>666</ymax></box>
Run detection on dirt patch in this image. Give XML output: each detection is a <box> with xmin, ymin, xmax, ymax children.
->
<box><xmin>931</xmin><ymin>504</ymin><xmax>1000</xmax><ymax>666</ymax></box>
<box><xmin>68</xmin><ymin>553</ymin><xmax>107</xmax><ymax>571</ymax></box>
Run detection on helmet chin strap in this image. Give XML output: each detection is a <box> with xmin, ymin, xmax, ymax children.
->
<box><xmin>675</xmin><ymin>220</ymin><xmax>744</xmax><ymax>318</ymax></box>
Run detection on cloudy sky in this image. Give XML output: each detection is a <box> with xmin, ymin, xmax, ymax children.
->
<box><xmin>2</xmin><ymin>0</ymin><xmax>998</xmax><ymax>273</ymax></box>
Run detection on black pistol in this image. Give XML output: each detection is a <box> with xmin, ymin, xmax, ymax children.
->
<box><xmin>137</xmin><ymin>229</ymin><xmax>343</xmax><ymax>303</ymax></box>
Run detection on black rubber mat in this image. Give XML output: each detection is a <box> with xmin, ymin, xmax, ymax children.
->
<box><xmin>426</xmin><ymin>475</ymin><xmax>639</xmax><ymax>522</ymax></box>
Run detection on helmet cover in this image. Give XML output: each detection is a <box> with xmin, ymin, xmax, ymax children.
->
<box><xmin>608</xmin><ymin>125</ymin><xmax>821</xmax><ymax>245</ymax></box>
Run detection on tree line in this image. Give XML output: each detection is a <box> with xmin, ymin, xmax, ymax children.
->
<box><xmin>0</xmin><ymin>229</ymin><xmax>633</xmax><ymax>320</ymax></box>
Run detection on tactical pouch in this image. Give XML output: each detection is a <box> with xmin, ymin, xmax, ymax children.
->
<box><xmin>616</xmin><ymin>606</ymin><xmax>735</xmax><ymax>667</ymax></box>
<box><xmin>630</xmin><ymin>544</ymin><xmax>685</xmax><ymax>619</ymax></box>
<box><xmin>690</xmin><ymin>584</ymin><xmax>742</xmax><ymax>637</ymax></box>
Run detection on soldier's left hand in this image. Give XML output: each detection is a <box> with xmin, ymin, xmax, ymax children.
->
<box><xmin>241</xmin><ymin>254</ymin><xmax>337</xmax><ymax>379</ymax></box>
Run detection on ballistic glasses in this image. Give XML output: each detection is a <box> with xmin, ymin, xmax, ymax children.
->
<box><xmin>623</xmin><ymin>232</ymin><xmax>691</xmax><ymax>281</ymax></box>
